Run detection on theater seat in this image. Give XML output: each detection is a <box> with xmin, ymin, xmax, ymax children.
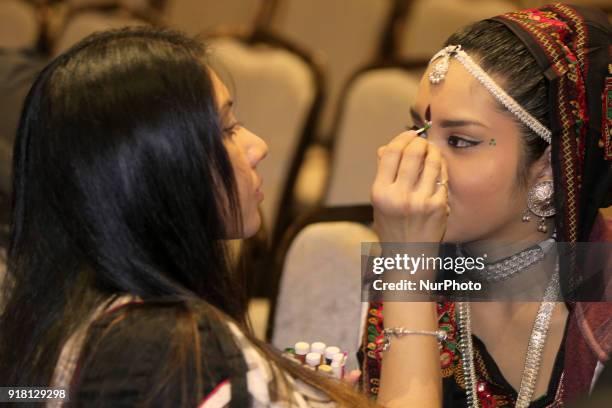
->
<box><xmin>207</xmin><ymin>36</ymin><xmax>320</xmax><ymax>234</ymax></box>
<box><xmin>0</xmin><ymin>139</ymin><xmax>11</xmax><ymax>195</ymax></box>
<box><xmin>326</xmin><ymin>66</ymin><xmax>423</xmax><ymax>206</ymax></box>
<box><xmin>52</xmin><ymin>11</ymin><xmax>147</xmax><ymax>56</ymax></box>
<box><xmin>0</xmin><ymin>248</ymin><xmax>6</xmax><ymax>287</ymax></box>
<box><xmin>398</xmin><ymin>0</ymin><xmax>517</xmax><ymax>61</ymax></box>
<box><xmin>272</xmin><ymin>212</ymin><xmax>377</xmax><ymax>369</ymax></box>
<box><xmin>164</xmin><ymin>0</ymin><xmax>263</xmax><ymax>36</ymax></box>
<box><xmin>269</xmin><ymin>0</ymin><xmax>396</xmax><ymax>138</ymax></box>
<box><xmin>0</xmin><ymin>50</ymin><xmax>47</xmax><ymax>196</ymax></box>
<box><xmin>0</xmin><ymin>0</ymin><xmax>39</xmax><ymax>50</ymax></box>
<box><xmin>67</xmin><ymin>0</ymin><xmax>152</xmax><ymax>13</ymax></box>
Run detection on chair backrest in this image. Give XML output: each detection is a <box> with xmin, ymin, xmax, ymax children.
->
<box><xmin>164</xmin><ymin>0</ymin><xmax>264</xmax><ymax>36</ymax></box>
<box><xmin>67</xmin><ymin>0</ymin><xmax>121</xmax><ymax>8</ymax></box>
<box><xmin>0</xmin><ymin>0</ymin><xmax>39</xmax><ymax>50</ymax></box>
<box><xmin>0</xmin><ymin>189</ymin><xmax>8</xmax><ymax>236</ymax></box>
<box><xmin>207</xmin><ymin>36</ymin><xmax>321</xmax><ymax>233</ymax></box>
<box><xmin>0</xmin><ymin>248</ymin><xmax>5</xmax><ymax>289</ymax></box>
<box><xmin>0</xmin><ymin>50</ymin><xmax>46</xmax><ymax>195</ymax></box>
<box><xmin>272</xmin><ymin>219</ymin><xmax>377</xmax><ymax>369</ymax></box>
<box><xmin>269</xmin><ymin>0</ymin><xmax>396</xmax><ymax>138</ymax></box>
<box><xmin>0</xmin><ymin>138</ymin><xmax>11</xmax><ymax>195</ymax></box>
<box><xmin>270</xmin><ymin>205</ymin><xmax>374</xmax><ymax>366</ymax></box>
<box><xmin>397</xmin><ymin>0</ymin><xmax>517</xmax><ymax>61</ymax></box>
<box><xmin>67</xmin><ymin>0</ymin><xmax>151</xmax><ymax>12</ymax></box>
<box><xmin>326</xmin><ymin>66</ymin><xmax>423</xmax><ymax>206</ymax></box>
<box><xmin>0</xmin><ymin>193</ymin><xmax>6</xmax><ymax>286</ymax></box>
<box><xmin>52</xmin><ymin>11</ymin><xmax>147</xmax><ymax>56</ymax></box>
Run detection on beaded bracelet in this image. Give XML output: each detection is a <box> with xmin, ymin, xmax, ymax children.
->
<box><xmin>380</xmin><ymin>327</ymin><xmax>447</xmax><ymax>352</ymax></box>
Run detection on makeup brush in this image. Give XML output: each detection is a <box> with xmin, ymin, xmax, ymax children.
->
<box><xmin>415</xmin><ymin>121</ymin><xmax>432</xmax><ymax>138</ymax></box>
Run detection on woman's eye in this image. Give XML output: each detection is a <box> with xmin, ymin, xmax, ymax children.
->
<box><xmin>448</xmin><ymin>135</ymin><xmax>480</xmax><ymax>148</ymax></box>
<box><xmin>223</xmin><ymin>122</ymin><xmax>242</xmax><ymax>136</ymax></box>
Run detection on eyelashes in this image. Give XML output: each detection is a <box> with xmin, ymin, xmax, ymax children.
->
<box><xmin>448</xmin><ymin>135</ymin><xmax>481</xmax><ymax>148</ymax></box>
<box><xmin>407</xmin><ymin>125</ymin><xmax>481</xmax><ymax>148</ymax></box>
<box><xmin>222</xmin><ymin>121</ymin><xmax>243</xmax><ymax>137</ymax></box>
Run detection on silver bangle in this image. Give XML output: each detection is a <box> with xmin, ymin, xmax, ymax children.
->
<box><xmin>381</xmin><ymin>327</ymin><xmax>447</xmax><ymax>352</ymax></box>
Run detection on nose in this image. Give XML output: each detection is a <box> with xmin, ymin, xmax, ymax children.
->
<box><xmin>246</xmin><ymin>130</ymin><xmax>268</xmax><ymax>168</ymax></box>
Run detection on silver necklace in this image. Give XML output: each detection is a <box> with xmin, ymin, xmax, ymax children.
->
<box><xmin>457</xmin><ymin>263</ymin><xmax>560</xmax><ymax>408</ymax></box>
<box><xmin>464</xmin><ymin>238</ymin><xmax>555</xmax><ymax>283</ymax></box>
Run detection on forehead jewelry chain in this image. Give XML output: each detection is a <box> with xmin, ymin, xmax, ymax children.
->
<box><xmin>428</xmin><ymin>45</ymin><xmax>552</xmax><ymax>144</ymax></box>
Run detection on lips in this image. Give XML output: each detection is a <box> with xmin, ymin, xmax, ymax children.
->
<box><xmin>255</xmin><ymin>188</ymin><xmax>264</xmax><ymax>202</ymax></box>
<box><xmin>255</xmin><ymin>176</ymin><xmax>263</xmax><ymax>201</ymax></box>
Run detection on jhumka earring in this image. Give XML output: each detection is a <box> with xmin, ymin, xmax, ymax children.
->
<box><xmin>522</xmin><ymin>180</ymin><xmax>555</xmax><ymax>232</ymax></box>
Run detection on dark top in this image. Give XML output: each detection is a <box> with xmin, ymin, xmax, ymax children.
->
<box><xmin>440</xmin><ymin>333</ymin><xmax>566</xmax><ymax>408</ymax></box>
<box><xmin>70</xmin><ymin>300</ymin><xmax>251</xmax><ymax>407</ymax></box>
<box><xmin>359</xmin><ymin>301</ymin><xmax>567</xmax><ymax>408</ymax></box>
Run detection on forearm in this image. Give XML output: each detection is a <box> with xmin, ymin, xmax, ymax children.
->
<box><xmin>377</xmin><ymin>302</ymin><xmax>442</xmax><ymax>408</ymax></box>
<box><xmin>370</xmin><ymin>131</ymin><xmax>447</xmax><ymax>407</ymax></box>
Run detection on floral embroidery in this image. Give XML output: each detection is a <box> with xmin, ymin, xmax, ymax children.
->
<box><xmin>361</xmin><ymin>301</ymin><xmax>510</xmax><ymax>407</ymax></box>
<box><xmin>361</xmin><ymin>301</ymin><xmax>463</xmax><ymax>398</ymax></box>
<box><xmin>477</xmin><ymin>380</ymin><xmax>497</xmax><ymax>408</ymax></box>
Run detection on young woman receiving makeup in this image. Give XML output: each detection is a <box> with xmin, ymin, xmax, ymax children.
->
<box><xmin>362</xmin><ymin>4</ymin><xmax>611</xmax><ymax>407</ymax></box>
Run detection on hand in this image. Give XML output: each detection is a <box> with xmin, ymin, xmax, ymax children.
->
<box><xmin>343</xmin><ymin>369</ymin><xmax>362</xmax><ymax>387</ymax></box>
<box><xmin>371</xmin><ymin>131</ymin><xmax>449</xmax><ymax>243</ymax></box>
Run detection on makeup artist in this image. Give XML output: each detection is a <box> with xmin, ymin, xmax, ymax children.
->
<box><xmin>0</xmin><ymin>27</ymin><xmax>443</xmax><ymax>407</ymax></box>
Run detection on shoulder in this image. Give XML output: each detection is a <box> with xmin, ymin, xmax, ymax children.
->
<box><xmin>72</xmin><ymin>298</ymin><xmax>250</xmax><ymax>406</ymax></box>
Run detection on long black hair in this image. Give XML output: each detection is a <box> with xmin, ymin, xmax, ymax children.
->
<box><xmin>0</xmin><ymin>27</ymin><xmax>373</xmax><ymax>407</ymax></box>
<box><xmin>0</xmin><ymin>27</ymin><xmax>245</xmax><ymax>385</ymax></box>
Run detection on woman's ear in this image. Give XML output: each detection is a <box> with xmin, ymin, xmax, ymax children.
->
<box><xmin>530</xmin><ymin>145</ymin><xmax>553</xmax><ymax>183</ymax></box>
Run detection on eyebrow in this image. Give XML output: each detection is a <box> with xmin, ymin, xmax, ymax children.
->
<box><xmin>409</xmin><ymin>107</ymin><xmax>488</xmax><ymax>129</ymax></box>
<box><xmin>439</xmin><ymin>119</ymin><xmax>488</xmax><ymax>129</ymax></box>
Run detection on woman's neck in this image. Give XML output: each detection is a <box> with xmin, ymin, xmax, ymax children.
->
<box><xmin>463</xmin><ymin>227</ymin><xmax>554</xmax><ymax>261</ymax></box>
<box><xmin>462</xmin><ymin>227</ymin><xmax>557</xmax><ymax>301</ymax></box>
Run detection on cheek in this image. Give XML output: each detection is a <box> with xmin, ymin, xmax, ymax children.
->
<box><xmin>445</xmin><ymin>150</ymin><xmax>521</xmax><ymax>237</ymax></box>
<box><xmin>231</xmin><ymin>155</ymin><xmax>260</xmax><ymax>234</ymax></box>
<box><xmin>227</xmin><ymin>150</ymin><xmax>251</xmax><ymax>194</ymax></box>
<box><xmin>451</xmin><ymin>158</ymin><xmax>510</xmax><ymax>202</ymax></box>
<box><xmin>225</xmin><ymin>146</ymin><xmax>250</xmax><ymax>205</ymax></box>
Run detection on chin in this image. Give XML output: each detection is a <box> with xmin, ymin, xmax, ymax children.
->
<box><xmin>441</xmin><ymin>233</ymin><xmax>459</xmax><ymax>244</ymax></box>
<box><xmin>441</xmin><ymin>222</ymin><xmax>458</xmax><ymax>243</ymax></box>
<box><xmin>442</xmin><ymin>223</ymin><xmax>473</xmax><ymax>244</ymax></box>
<box><xmin>242</xmin><ymin>217</ymin><xmax>262</xmax><ymax>239</ymax></box>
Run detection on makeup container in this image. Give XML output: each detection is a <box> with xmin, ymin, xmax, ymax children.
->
<box><xmin>306</xmin><ymin>352</ymin><xmax>322</xmax><ymax>369</ymax></box>
<box><xmin>294</xmin><ymin>342</ymin><xmax>310</xmax><ymax>364</ymax></box>
<box><xmin>331</xmin><ymin>361</ymin><xmax>343</xmax><ymax>379</ymax></box>
<box><xmin>310</xmin><ymin>342</ymin><xmax>326</xmax><ymax>363</ymax></box>
<box><xmin>324</xmin><ymin>346</ymin><xmax>340</xmax><ymax>365</ymax></box>
<box><xmin>318</xmin><ymin>364</ymin><xmax>333</xmax><ymax>376</ymax></box>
